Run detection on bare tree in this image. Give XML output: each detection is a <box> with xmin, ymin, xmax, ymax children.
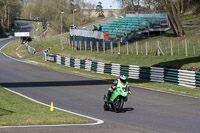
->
<box><xmin>159</xmin><ymin>0</ymin><xmax>185</xmax><ymax>37</ymax></box>
<box><xmin>0</xmin><ymin>0</ymin><xmax>22</xmax><ymax>32</ymax></box>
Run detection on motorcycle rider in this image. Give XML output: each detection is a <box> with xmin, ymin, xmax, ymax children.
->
<box><xmin>107</xmin><ymin>75</ymin><xmax>131</xmax><ymax>103</ymax></box>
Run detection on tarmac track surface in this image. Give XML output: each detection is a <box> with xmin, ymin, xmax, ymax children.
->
<box><xmin>0</xmin><ymin>22</ymin><xmax>200</xmax><ymax>133</ymax></box>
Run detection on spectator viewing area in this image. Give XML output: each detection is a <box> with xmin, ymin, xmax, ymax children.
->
<box><xmin>70</xmin><ymin>12</ymin><xmax>170</xmax><ymax>50</ymax></box>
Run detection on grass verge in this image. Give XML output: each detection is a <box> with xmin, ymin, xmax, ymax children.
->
<box><xmin>0</xmin><ymin>86</ymin><xmax>91</xmax><ymax>126</ymax></box>
<box><xmin>25</xmin><ymin>55</ymin><xmax>200</xmax><ymax>98</ymax></box>
<box><xmin>1</xmin><ymin>22</ymin><xmax>200</xmax><ymax>98</ymax></box>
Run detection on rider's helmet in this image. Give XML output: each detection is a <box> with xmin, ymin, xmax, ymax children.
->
<box><xmin>120</xmin><ymin>75</ymin><xmax>127</xmax><ymax>84</ymax></box>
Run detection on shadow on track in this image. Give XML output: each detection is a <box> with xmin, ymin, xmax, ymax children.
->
<box><xmin>0</xmin><ymin>80</ymin><xmax>111</xmax><ymax>88</ymax></box>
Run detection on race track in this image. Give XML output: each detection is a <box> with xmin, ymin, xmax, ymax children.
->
<box><xmin>0</xmin><ymin>22</ymin><xmax>200</xmax><ymax>133</ymax></box>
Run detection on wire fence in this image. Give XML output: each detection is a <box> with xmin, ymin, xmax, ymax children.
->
<box><xmin>67</xmin><ymin>39</ymin><xmax>200</xmax><ymax>56</ymax></box>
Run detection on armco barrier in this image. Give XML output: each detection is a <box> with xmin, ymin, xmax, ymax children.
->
<box><xmin>44</xmin><ymin>53</ymin><xmax>200</xmax><ymax>89</ymax></box>
<box><xmin>25</xmin><ymin>43</ymin><xmax>36</xmax><ymax>54</ymax></box>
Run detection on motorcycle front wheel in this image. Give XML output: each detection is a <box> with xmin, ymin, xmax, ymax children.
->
<box><xmin>112</xmin><ymin>96</ymin><xmax>124</xmax><ymax>113</ymax></box>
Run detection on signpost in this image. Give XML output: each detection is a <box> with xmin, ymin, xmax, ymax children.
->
<box><xmin>14</xmin><ymin>32</ymin><xmax>31</xmax><ymax>44</ymax></box>
<box><xmin>14</xmin><ymin>32</ymin><xmax>30</xmax><ymax>37</ymax></box>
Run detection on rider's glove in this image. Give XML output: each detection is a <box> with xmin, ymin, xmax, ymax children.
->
<box><xmin>112</xmin><ymin>86</ymin><xmax>117</xmax><ymax>90</ymax></box>
<box><xmin>128</xmin><ymin>91</ymin><xmax>131</xmax><ymax>94</ymax></box>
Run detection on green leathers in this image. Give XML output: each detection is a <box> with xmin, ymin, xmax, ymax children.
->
<box><xmin>104</xmin><ymin>78</ymin><xmax>130</xmax><ymax>113</ymax></box>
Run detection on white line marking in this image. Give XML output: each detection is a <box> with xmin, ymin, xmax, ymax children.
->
<box><xmin>135</xmin><ymin>85</ymin><xmax>200</xmax><ymax>99</ymax></box>
<box><xmin>1</xmin><ymin>87</ymin><xmax>104</xmax><ymax>128</ymax></box>
<box><xmin>16</xmin><ymin>45</ymin><xmax>21</xmax><ymax>51</ymax></box>
<box><xmin>16</xmin><ymin>52</ymin><xmax>22</xmax><ymax>58</ymax></box>
<box><xmin>1</xmin><ymin>40</ymin><xmax>200</xmax><ymax>100</ymax></box>
<box><xmin>0</xmin><ymin>39</ymin><xmax>104</xmax><ymax>128</ymax></box>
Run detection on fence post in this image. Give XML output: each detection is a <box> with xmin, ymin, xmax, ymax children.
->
<box><xmin>193</xmin><ymin>45</ymin><xmax>195</xmax><ymax>56</ymax></box>
<box><xmin>110</xmin><ymin>41</ymin><xmax>113</xmax><ymax>54</ymax></box>
<box><xmin>126</xmin><ymin>42</ymin><xmax>129</xmax><ymax>55</ymax></box>
<box><xmin>118</xmin><ymin>42</ymin><xmax>121</xmax><ymax>54</ymax></box>
<box><xmin>68</xmin><ymin>39</ymin><xmax>70</xmax><ymax>48</ymax></box>
<box><xmin>90</xmin><ymin>41</ymin><xmax>92</xmax><ymax>52</ymax></box>
<box><xmin>75</xmin><ymin>41</ymin><xmax>77</xmax><ymax>51</ymax></box>
<box><xmin>84</xmin><ymin>41</ymin><xmax>87</xmax><ymax>51</ymax></box>
<box><xmin>103</xmin><ymin>41</ymin><xmax>105</xmax><ymax>54</ymax></box>
<box><xmin>72</xmin><ymin>40</ymin><xmax>74</xmax><ymax>50</ymax></box>
<box><xmin>157</xmin><ymin>41</ymin><xmax>160</xmax><ymax>56</ymax></box>
<box><xmin>136</xmin><ymin>42</ymin><xmax>138</xmax><ymax>55</ymax></box>
<box><xmin>170</xmin><ymin>40</ymin><xmax>173</xmax><ymax>56</ymax></box>
<box><xmin>185</xmin><ymin>39</ymin><xmax>188</xmax><ymax>56</ymax></box>
<box><xmin>97</xmin><ymin>41</ymin><xmax>99</xmax><ymax>53</ymax></box>
<box><xmin>145</xmin><ymin>41</ymin><xmax>148</xmax><ymax>56</ymax></box>
<box><xmin>66</xmin><ymin>37</ymin><xmax>68</xmax><ymax>48</ymax></box>
<box><xmin>69</xmin><ymin>40</ymin><xmax>71</xmax><ymax>48</ymax></box>
<box><xmin>79</xmin><ymin>41</ymin><xmax>81</xmax><ymax>51</ymax></box>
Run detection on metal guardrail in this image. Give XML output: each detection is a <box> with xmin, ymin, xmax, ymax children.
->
<box><xmin>44</xmin><ymin>53</ymin><xmax>200</xmax><ymax>89</ymax></box>
<box><xmin>25</xmin><ymin>42</ymin><xmax>36</xmax><ymax>54</ymax></box>
<box><xmin>77</xmin><ymin>13</ymin><xmax>126</xmax><ymax>30</ymax></box>
<box><xmin>70</xmin><ymin>29</ymin><xmax>104</xmax><ymax>39</ymax></box>
<box><xmin>125</xmin><ymin>11</ymin><xmax>167</xmax><ymax>17</ymax></box>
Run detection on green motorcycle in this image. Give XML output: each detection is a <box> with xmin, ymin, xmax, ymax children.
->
<box><xmin>104</xmin><ymin>86</ymin><xmax>129</xmax><ymax>113</ymax></box>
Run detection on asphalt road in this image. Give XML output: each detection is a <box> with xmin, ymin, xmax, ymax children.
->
<box><xmin>0</xmin><ymin>22</ymin><xmax>200</xmax><ymax>133</ymax></box>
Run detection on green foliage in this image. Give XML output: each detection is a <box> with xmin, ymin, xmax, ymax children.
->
<box><xmin>20</xmin><ymin>0</ymin><xmax>97</xmax><ymax>34</ymax></box>
<box><xmin>0</xmin><ymin>0</ymin><xmax>22</xmax><ymax>35</ymax></box>
<box><xmin>95</xmin><ymin>2</ymin><xmax>105</xmax><ymax>18</ymax></box>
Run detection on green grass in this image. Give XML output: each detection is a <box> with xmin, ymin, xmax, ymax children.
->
<box><xmin>1</xmin><ymin>40</ymin><xmax>32</xmax><ymax>59</ymax></box>
<box><xmin>2</xmin><ymin>19</ymin><xmax>200</xmax><ymax>99</ymax></box>
<box><xmin>181</xmin><ymin>14</ymin><xmax>200</xmax><ymax>25</ymax></box>
<box><xmin>24</xmin><ymin>26</ymin><xmax>200</xmax><ymax>71</ymax></box>
<box><xmin>0</xmin><ymin>86</ymin><xmax>91</xmax><ymax>126</ymax></box>
<box><xmin>26</xmin><ymin>55</ymin><xmax>200</xmax><ymax>98</ymax></box>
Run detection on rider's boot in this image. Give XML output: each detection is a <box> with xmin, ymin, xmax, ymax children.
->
<box><xmin>107</xmin><ymin>92</ymin><xmax>112</xmax><ymax>104</ymax></box>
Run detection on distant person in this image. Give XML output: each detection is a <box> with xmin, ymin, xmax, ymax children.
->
<box><xmin>70</xmin><ymin>24</ymin><xmax>76</xmax><ymax>29</ymax></box>
<box><xmin>93</xmin><ymin>25</ymin><xmax>98</xmax><ymax>31</ymax></box>
<box><xmin>98</xmin><ymin>24</ymin><xmax>102</xmax><ymax>31</ymax></box>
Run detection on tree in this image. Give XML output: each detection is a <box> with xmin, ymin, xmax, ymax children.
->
<box><xmin>95</xmin><ymin>2</ymin><xmax>104</xmax><ymax>17</ymax></box>
<box><xmin>85</xmin><ymin>2</ymin><xmax>95</xmax><ymax>22</ymax></box>
<box><xmin>0</xmin><ymin>0</ymin><xmax>22</xmax><ymax>32</ymax></box>
<box><xmin>159</xmin><ymin>0</ymin><xmax>185</xmax><ymax>37</ymax></box>
<box><xmin>117</xmin><ymin>0</ymin><xmax>186</xmax><ymax>37</ymax></box>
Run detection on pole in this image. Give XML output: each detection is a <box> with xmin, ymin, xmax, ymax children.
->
<box><xmin>73</xmin><ymin>9</ymin><xmax>74</xmax><ymax>26</ymax></box>
<box><xmin>61</xmin><ymin>12</ymin><xmax>64</xmax><ymax>51</ymax></box>
<box><xmin>73</xmin><ymin>9</ymin><xmax>77</xmax><ymax>26</ymax></box>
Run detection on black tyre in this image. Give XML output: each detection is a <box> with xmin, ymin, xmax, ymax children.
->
<box><xmin>113</xmin><ymin>96</ymin><xmax>124</xmax><ymax>113</ymax></box>
<box><xmin>104</xmin><ymin>102</ymin><xmax>109</xmax><ymax>111</ymax></box>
